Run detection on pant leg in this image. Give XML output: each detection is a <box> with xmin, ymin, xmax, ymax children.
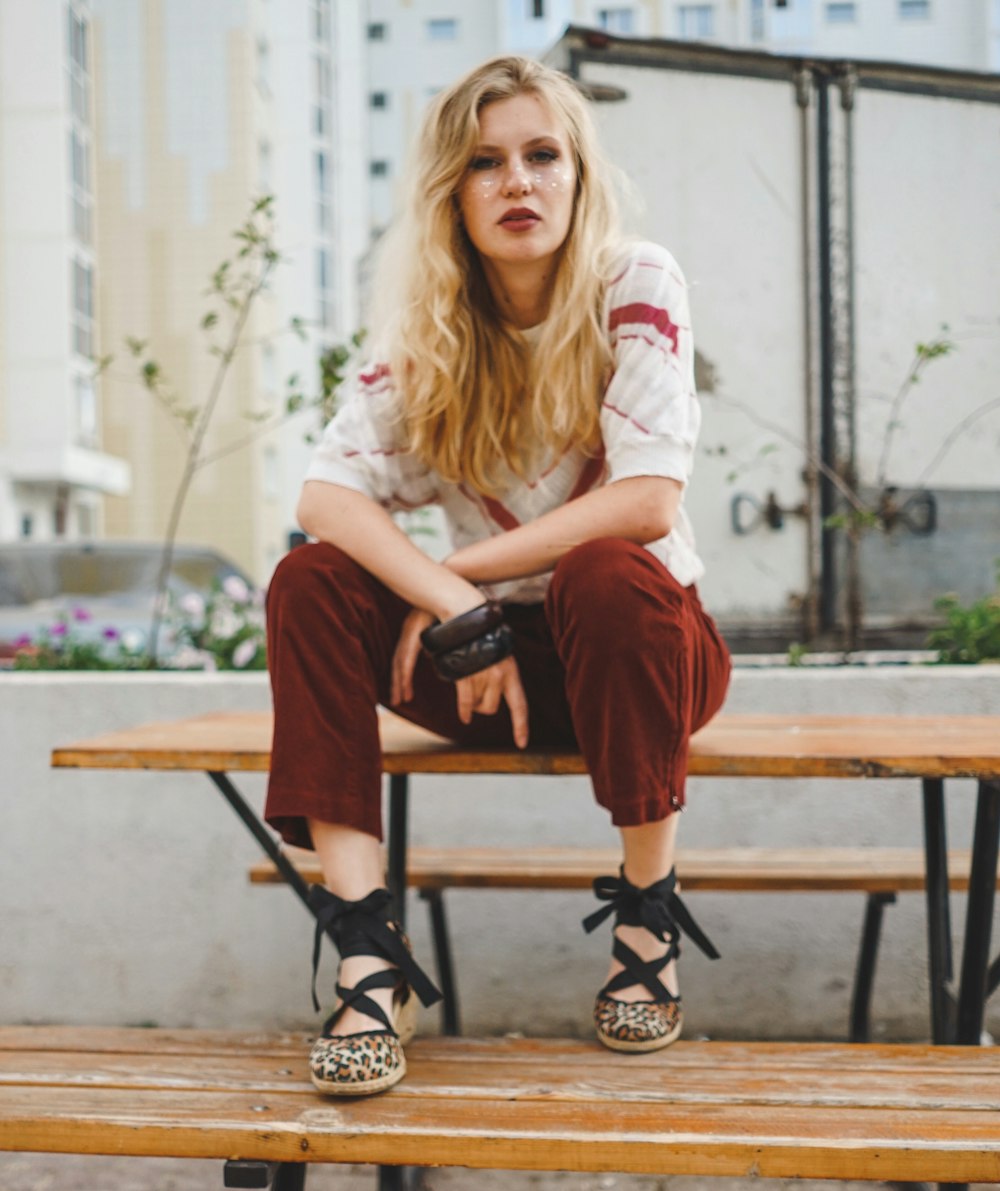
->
<box><xmin>544</xmin><ymin>537</ymin><xmax>732</xmax><ymax>826</ymax></box>
<box><xmin>265</xmin><ymin>541</ymin><xmax>522</xmax><ymax>847</ymax></box>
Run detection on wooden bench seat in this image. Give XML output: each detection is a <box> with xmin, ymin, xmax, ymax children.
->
<box><xmin>3</xmin><ymin>1026</ymin><xmax>1000</xmax><ymax>1183</ymax></box>
<box><xmin>249</xmin><ymin>843</ymin><xmax>979</xmax><ymax>893</ymax></box>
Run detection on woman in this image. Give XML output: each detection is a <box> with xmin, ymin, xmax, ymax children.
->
<box><xmin>265</xmin><ymin>55</ymin><xmax>731</xmax><ymax>1097</ymax></box>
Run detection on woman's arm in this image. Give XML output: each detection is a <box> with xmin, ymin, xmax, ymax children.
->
<box><xmin>297</xmin><ymin>481</ymin><xmax>485</xmax><ymax>621</ymax></box>
<box><xmin>445</xmin><ymin>475</ymin><xmax>682</xmax><ymax>586</ymax></box>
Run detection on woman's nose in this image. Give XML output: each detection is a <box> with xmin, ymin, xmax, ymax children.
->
<box><xmin>501</xmin><ymin>160</ymin><xmax>531</xmax><ymax>196</ymax></box>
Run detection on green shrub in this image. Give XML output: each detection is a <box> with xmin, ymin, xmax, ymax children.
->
<box><xmin>927</xmin><ymin>563</ymin><xmax>1000</xmax><ymax>664</ymax></box>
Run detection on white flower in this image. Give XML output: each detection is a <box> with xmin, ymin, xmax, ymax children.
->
<box><xmin>210</xmin><ymin>608</ymin><xmax>242</xmax><ymax>639</ymax></box>
<box><xmin>179</xmin><ymin>592</ymin><xmax>206</xmax><ymax>619</ymax></box>
<box><xmin>222</xmin><ymin>575</ymin><xmax>250</xmax><ymax>603</ymax></box>
<box><xmin>232</xmin><ymin>639</ymin><xmax>258</xmax><ymax>669</ymax></box>
<box><xmin>121</xmin><ymin>629</ymin><xmax>146</xmax><ymax>652</ymax></box>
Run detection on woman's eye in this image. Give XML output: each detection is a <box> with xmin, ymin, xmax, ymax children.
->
<box><xmin>530</xmin><ymin>148</ymin><xmax>558</xmax><ymax>164</ymax></box>
<box><xmin>470</xmin><ymin>156</ymin><xmax>500</xmax><ymax>171</ymax></box>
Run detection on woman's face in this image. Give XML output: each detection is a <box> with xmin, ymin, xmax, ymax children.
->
<box><xmin>457</xmin><ymin>92</ymin><xmax>577</xmax><ymax>277</ymax></box>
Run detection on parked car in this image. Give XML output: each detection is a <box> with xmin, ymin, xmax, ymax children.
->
<box><xmin>0</xmin><ymin>541</ymin><xmax>258</xmax><ymax>665</ymax></box>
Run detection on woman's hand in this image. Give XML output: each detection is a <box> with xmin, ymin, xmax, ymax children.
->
<box><xmin>390</xmin><ymin>608</ymin><xmax>436</xmax><ymax>707</ymax></box>
<box><xmin>456</xmin><ymin>656</ymin><xmax>529</xmax><ymax>750</ymax></box>
<box><xmin>390</xmin><ymin>607</ymin><xmax>530</xmax><ymax>749</ymax></box>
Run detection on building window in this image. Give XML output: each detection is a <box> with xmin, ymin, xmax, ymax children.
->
<box><xmin>316</xmin><ymin>248</ymin><xmax>333</xmax><ymax>329</ymax></box>
<box><xmin>74</xmin><ymin>374</ymin><xmax>98</xmax><ymax>445</ymax></box>
<box><xmin>67</xmin><ymin>6</ymin><xmax>90</xmax><ymax>121</ymax></box>
<box><xmin>677</xmin><ymin>5</ymin><xmax>714</xmax><ymax>38</ymax></box>
<box><xmin>426</xmin><ymin>18</ymin><xmax>458</xmax><ymax>40</ymax></box>
<box><xmin>530</xmin><ymin>0</ymin><xmax>545</xmax><ymax>16</ymax></box>
<box><xmin>311</xmin><ymin>0</ymin><xmax>331</xmax><ymax>42</ymax></box>
<box><xmin>256</xmin><ymin>38</ymin><xmax>271</xmax><ymax>96</ymax></box>
<box><xmin>314</xmin><ymin>55</ymin><xmax>331</xmax><ymax>136</ymax></box>
<box><xmin>76</xmin><ymin>502</ymin><xmax>97</xmax><ymax>537</ymax></box>
<box><xmin>597</xmin><ymin>7</ymin><xmax>635</xmax><ymax>34</ymax></box>
<box><xmin>20</xmin><ymin>514</ymin><xmax>33</xmax><ymax>539</ymax></box>
<box><xmin>825</xmin><ymin>2</ymin><xmax>857</xmax><ymax>22</ymax></box>
<box><xmin>898</xmin><ymin>0</ymin><xmax>930</xmax><ymax>17</ymax></box>
<box><xmin>367</xmin><ymin>22</ymin><xmax>387</xmax><ymax>40</ymax></box>
<box><xmin>750</xmin><ymin>0</ymin><xmax>765</xmax><ymax>40</ymax></box>
<box><xmin>258</xmin><ymin>139</ymin><xmax>272</xmax><ymax>193</ymax></box>
<box><xmin>370</xmin><ymin>159</ymin><xmax>390</xmax><ymax>177</ymax></box>
<box><xmin>72</xmin><ymin>258</ymin><xmax>94</xmax><ymax>358</ymax></box>
<box><xmin>315</xmin><ymin>150</ymin><xmax>331</xmax><ymax>233</ymax></box>
<box><xmin>370</xmin><ymin>91</ymin><xmax>389</xmax><ymax>109</ymax></box>
<box><xmin>69</xmin><ymin>128</ymin><xmax>92</xmax><ymax>243</ymax></box>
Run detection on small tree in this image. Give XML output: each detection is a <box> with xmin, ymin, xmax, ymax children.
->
<box><xmin>120</xmin><ymin>196</ymin><xmax>360</xmax><ymax>666</ymax></box>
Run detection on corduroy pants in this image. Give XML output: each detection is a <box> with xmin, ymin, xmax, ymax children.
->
<box><xmin>264</xmin><ymin>537</ymin><xmax>732</xmax><ymax>848</ymax></box>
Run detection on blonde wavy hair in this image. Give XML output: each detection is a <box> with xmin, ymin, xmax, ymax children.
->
<box><xmin>370</xmin><ymin>56</ymin><xmax>623</xmax><ymax>496</ymax></box>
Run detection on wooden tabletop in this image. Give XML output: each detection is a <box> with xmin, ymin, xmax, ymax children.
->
<box><xmin>2</xmin><ymin>1028</ymin><xmax>1000</xmax><ymax>1180</ymax></box>
<box><xmin>51</xmin><ymin>709</ymin><xmax>1000</xmax><ymax>779</ymax></box>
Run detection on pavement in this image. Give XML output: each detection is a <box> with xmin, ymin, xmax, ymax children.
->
<box><xmin>0</xmin><ymin>1156</ymin><xmax>990</xmax><ymax>1191</ymax></box>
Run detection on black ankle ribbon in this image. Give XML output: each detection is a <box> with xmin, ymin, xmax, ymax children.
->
<box><xmin>307</xmin><ymin>885</ymin><xmax>442</xmax><ymax>1013</ymax></box>
<box><xmin>582</xmin><ymin>866</ymin><xmax>720</xmax><ymax>961</ymax></box>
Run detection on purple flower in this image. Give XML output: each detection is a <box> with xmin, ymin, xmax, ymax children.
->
<box><xmin>12</xmin><ymin>634</ymin><xmax>32</xmax><ymax>649</ymax></box>
<box><xmin>103</xmin><ymin>626</ymin><xmax>120</xmax><ymax>641</ymax></box>
<box><xmin>50</xmin><ymin>623</ymin><xmax>68</xmax><ymax>638</ymax></box>
<box><xmin>72</xmin><ymin>607</ymin><xmax>92</xmax><ymax>622</ymax></box>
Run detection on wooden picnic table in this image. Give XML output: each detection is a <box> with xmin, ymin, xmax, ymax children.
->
<box><xmin>52</xmin><ymin>710</ymin><xmax>1000</xmax><ymax>1047</ymax></box>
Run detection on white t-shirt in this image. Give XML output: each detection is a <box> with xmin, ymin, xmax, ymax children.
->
<box><xmin>305</xmin><ymin>239</ymin><xmax>704</xmax><ymax>601</ymax></box>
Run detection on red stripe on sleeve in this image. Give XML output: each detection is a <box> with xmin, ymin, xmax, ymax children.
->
<box><xmin>609</xmin><ymin>303</ymin><xmax>680</xmax><ymax>354</ymax></box>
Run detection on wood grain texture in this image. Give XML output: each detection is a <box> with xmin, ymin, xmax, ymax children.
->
<box><xmin>51</xmin><ymin>710</ymin><xmax>1000</xmax><ymax>779</ymax></box>
<box><xmin>247</xmin><ymin>844</ymin><xmax>985</xmax><ymax>893</ymax></box>
<box><xmin>1</xmin><ymin>1031</ymin><xmax>999</xmax><ymax>1180</ymax></box>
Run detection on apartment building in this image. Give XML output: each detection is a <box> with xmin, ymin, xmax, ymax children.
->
<box><xmin>0</xmin><ymin>0</ymin><xmax>129</xmax><ymax>542</ymax></box>
<box><xmin>88</xmin><ymin>0</ymin><xmax>365</xmax><ymax>580</ymax></box>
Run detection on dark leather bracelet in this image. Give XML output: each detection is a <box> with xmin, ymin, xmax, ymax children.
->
<box><xmin>430</xmin><ymin>624</ymin><xmax>515</xmax><ymax>681</ymax></box>
<box><xmin>420</xmin><ymin>600</ymin><xmax>505</xmax><ymax>655</ymax></box>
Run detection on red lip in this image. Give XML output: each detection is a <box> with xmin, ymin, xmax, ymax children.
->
<box><xmin>499</xmin><ymin>207</ymin><xmax>540</xmax><ymax>224</ymax></box>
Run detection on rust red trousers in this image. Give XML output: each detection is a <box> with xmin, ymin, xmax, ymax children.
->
<box><xmin>264</xmin><ymin>537</ymin><xmax>731</xmax><ymax>848</ymax></box>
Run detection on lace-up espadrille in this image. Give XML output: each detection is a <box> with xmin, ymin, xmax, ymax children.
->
<box><xmin>307</xmin><ymin>885</ymin><xmax>441</xmax><ymax>1095</ymax></box>
<box><xmin>583</xmin><ymin>866</ymin><xmax>719</xmax><ymax>1053</ymax></box>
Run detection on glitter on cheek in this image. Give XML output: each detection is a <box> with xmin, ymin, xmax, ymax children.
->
<box><xmin>533</xmin><ymin>162</ymin><xmax>574</xmax><ymax>190</ymax></box>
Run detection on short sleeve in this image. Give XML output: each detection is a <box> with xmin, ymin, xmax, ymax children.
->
<box><xmin>304</xmin><ymin>363</ymin><xmax>439</xmax><ymax>512</ymax></box>
<box><xmin>600</xmin><ymin>242</ymin><xmax>700</xmax><ymax>487</ymax></box>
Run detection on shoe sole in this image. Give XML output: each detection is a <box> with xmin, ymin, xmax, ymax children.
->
<box><xmin>596</xmin><ymin>1015</ymin><xmax>684</xmax><ymax>1054</ymax></box>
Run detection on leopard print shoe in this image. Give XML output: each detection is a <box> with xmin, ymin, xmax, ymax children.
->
<box><xmin>594</xmin><ymin>992</ymin><xmax>683</xmax><ymax>1053</ymax></box>
<box><xmin>583</xmin><ymin>865</ymin><xmax>719</xmax><ymax>1055</ymax></box>
<box><xmin>306</xmin><ymin>885</ymin><xmax>440</xmax><ymax>1097</ymax></box>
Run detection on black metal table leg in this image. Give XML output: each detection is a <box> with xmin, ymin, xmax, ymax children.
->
<box><xmin>421</xmin><ymin>888</ymin><xmax>461</xmax><ymax>1035</ymax></box>
<box><xmin>922</xmin><ymin>778</ymin><xmax>956</xmax><ymax>1043</ymax></box>
<box><xmin>208</xmin><ymin>771</ymin><xmax>314</xmax><ymax>911</ymax></box>
<box><xmin>955</xmin><ymin>779</ymin><xmax>1000</xmax><ymax>1045</ymax></box>
<box><xmin>849</xmin><ymin>891</ymin><xmax>895</xmax><ymax>1043</ymax></box>
<box><xmin>386</xmin><ymin>774</ymin><xmax>410</xmax><ymax>928</ymax></box>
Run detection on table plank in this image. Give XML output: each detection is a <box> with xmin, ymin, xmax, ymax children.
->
<box><xmin>51</xmin><ymin>711</ymin><xmax>1000</xmax><ymax>779</ymax></box>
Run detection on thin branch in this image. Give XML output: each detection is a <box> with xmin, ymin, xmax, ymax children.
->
<box><xmin>913</xmin><ymin>394</ymin><xmax>1000</xmax><ymax>488</ymax></box>
<box><xmin>710</xmin><ymin>392</ymin><xmax>871</xmax><ymax>516</ymax></box>
<box><xmin>194</xmin><ymin>403</ymin><xmax>312</xmax><ymax>470</ymax></box>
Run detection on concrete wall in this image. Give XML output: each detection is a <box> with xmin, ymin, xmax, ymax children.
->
<box><xmin>2</xmin><ymin>666</ymin><xmax>998</xmax><ymax>1042</ymax></box>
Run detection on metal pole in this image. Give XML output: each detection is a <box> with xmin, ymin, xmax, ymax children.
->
<box><xmin>955</xmin><ymin>780</ymin><xmax>1000</xmax><ymax>1044</ymax></box>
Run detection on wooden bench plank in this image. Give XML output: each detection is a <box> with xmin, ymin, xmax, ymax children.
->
<box><xmin>1</xmin><ymin>1031</ymin><xmax>999</xmax><ymax>1181</ymax></box>
<box><xmin>247</xmin><ymin>844</ymin><xmax>986</xmax><ymax>893</ymax></box>
<box><xmin>50</xmin><ymin>710</ymin><xmax>1000</xmax><ymax>779</ymax></box>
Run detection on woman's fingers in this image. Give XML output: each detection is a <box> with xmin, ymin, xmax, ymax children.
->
<box><xmin>454</xmin><ymin>658</ymin><xmax>529</xmax><ymax>748</ymax></box>
<box><xmin>391</xmin><ymin>609</ymin><xmax>433</xmax><ymax>705</ymax></box>
<box><xmin>503</xmin><ymin>662</ymin><xmax>530</xmax><ymax>749</ymax></box>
